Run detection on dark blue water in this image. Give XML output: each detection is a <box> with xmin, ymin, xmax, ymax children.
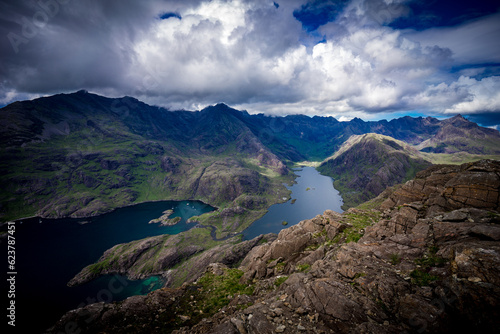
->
<box><xmin>243</xmin><ymin>167</ymin><xmax>343</xmax><ymax>240</ymax></box>
<box><xmin>6</xmin><ymin>200</ymin><xmax>214</xmax><ymax>333</ymax></box>
<box><xmin>5</xmin><ymin>167</ymin><xmax>342</xmax><ymax>333</ymax></box>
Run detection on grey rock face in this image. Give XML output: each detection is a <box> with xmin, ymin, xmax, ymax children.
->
<box><xmin>50</xmin><ymin>160</ymin><xmax>500</xmax><ymax>334</ymax></box>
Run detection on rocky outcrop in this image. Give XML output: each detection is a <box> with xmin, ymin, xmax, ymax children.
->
<box><xmin>67</xmin><ymin>234</ymin><xmax>198</xmax><ymax>286</ymax></box>
<box><xmin>49</xmin><ymin>160</ymin><xmax>500</xmax><ymax>333</ymax></box>
<box><xmin>162</xmin><ymin>233</ymin><xmax>278</xmax><ymax>287</ymax></box>
<box><xmin>160</xmin><ymin>156</ymin><xmax>181</xmax><ymax>173</ymax></box>
<box><xmin>381</xmin><ymin>159</ymin><xmax>500</xmax><ymax>213</ymax></box>
<box><xmin>68</xmin><ymin>229</ymin><xmax>276</xmax><ymax>288</ymax></box>
<box><xmin>148</xmin><ymin>210</ymin><xmax>182</xmax><ymax>226</ymax></box>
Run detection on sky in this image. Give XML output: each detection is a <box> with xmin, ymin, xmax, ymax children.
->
<box><xmin>0</xmin><ymin>0</ymin><xmax>499</xmax><ymax>127</ymax></box>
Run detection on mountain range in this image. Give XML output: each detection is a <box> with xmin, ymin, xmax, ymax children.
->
<box><xmin>2</xmin><ymin>91</ymin><xmax>500</xmax><ymax>333</ymax></box>
<box><xmin>1</xmin><ymin>90</ymin><xmax>499</xmax><ymax>224</ymax></box>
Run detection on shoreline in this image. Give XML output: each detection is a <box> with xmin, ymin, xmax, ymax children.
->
<box><xmin>5</xmin><ymin>166</ymin><xmax>304</xmax><ymax>224</ymax></box>
<box><xmin>8</xmin><ymin>198</ymin><xmax>218</xmax><ymax>224</ymax></box>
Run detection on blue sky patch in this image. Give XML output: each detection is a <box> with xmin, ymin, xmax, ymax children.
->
<box><xmin>159</xmin><ymin>12</ymin><xmax>181</xmax><ymax>20</ymax></box>
<box><xmin>390</xmin><ymin>0</ymin><xmax>499</xmax><ymax>30</ymax></box>
<box><xmin>293</xmin><ymin>0</ymin><xmax>349</xmax><ymax>32</ymax></box>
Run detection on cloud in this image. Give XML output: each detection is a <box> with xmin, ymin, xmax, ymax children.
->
<box><xmin>406</xmin><ymin>12</ymin><xmax>500</xmax><ymax>65</ymax></box>
<box><xmin>127</xmin><ymin>0</ymin><xmax>455</xmax><ymax>114</ymax></box>
<box><xmin>443</xmin><ymin>76</ymin><xmax>500</xmax><ymax>114</ymax></box>
<box><xmin>0</xmin><ymin>0</ymin><xmax>499</xmax><ymax>121</ymax></box>
<box><xmin>127</xmin><ymin>0</ymin><xmax>309</xmax><ymax>107</ymax></box>
<box><xmin>1</xmin><ymin>0</ymin><xmax>159</xmax><ymax>92</ymax></box>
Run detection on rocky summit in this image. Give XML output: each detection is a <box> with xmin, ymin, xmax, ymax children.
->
<box><xmin>48</xmin><ymin>159</ymin><xmax>500</xmax><ymax>333</ymax></box>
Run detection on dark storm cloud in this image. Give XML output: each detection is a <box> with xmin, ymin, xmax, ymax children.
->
<box><xmin>0</xmin><ymin>0</ymin><xmax>499</xmax><ymax>120</ymax></box>
<box><xmin>465</xmin><ymin>112</ymin><xmax>500</xmax><ymax>129</ymax></box>
<box><xmin>390</xmin><ymin>0</ymin><xmax>500</xmax><ymax>30</ymax></box>
<box><xmin>0</xmin><ymin>0</ymin><xmax>205</xmax><ymax>94</ymax></box>
<box><xmin>1</xmin><ymin>0</ymin><xmax>152</xmax><ymax>93</ymax></box>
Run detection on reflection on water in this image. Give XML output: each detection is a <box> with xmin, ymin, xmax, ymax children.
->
<box><xmin>243</xmin><ymin>167</ymin><xmax>343</xmax><ymax>240</ymax></box>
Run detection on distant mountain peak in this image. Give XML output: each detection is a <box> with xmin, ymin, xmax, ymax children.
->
<box><xmin>416</xmin><ymin>113</ymin><xmax>500</xmax><ymax>154</ymax></box>
<box><xmin>453</xmin><ymin>114</ymin><xmax>468</xmax><ymax>121</ymax></box>
<box><xmin>318</xmin><ymin>132</ymin><xmax>432</xmax><ymax>208</ymax></box>
<box><xmin>215</xmin><ymin>102</ymin><xmax>230</xmax><ymax>108</ymax></box>
<box><xmin>202</xmin><ymin>103</ymin><xmax>235</xmax><ymax>114</ymax></box>
<box><xmin>350</xmin><ymin>117</ymin><xmax>364</xmax><ymax>123</ymax></box>
<box><xmin>330</xmin><ymin>133</ymin><xmax>412</xmax><ymax>160</ymax></box>
<box><xmin>444</xmin><ymin>114</ymin><xmax>469</xmax><ymax>124</ymax></box>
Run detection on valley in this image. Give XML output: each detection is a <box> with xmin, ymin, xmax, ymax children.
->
<box><xmin>6</xmin><ymin>162</ymin><xmax>341</xmax><ymax>334</ymax></box>
<box><xmin>1</xmin><ymin>91</ymin><xmax>500</xmax><ymax>333</ymax></box>
<box><xmin>2</xmin><ymin>91</ymin><xmax>499</xmax><ymax>225</ymax></box>
<box><xmin>49</xmin><ymin>159</ymin><xmax>500</xmax><ymax>333</ymax></box>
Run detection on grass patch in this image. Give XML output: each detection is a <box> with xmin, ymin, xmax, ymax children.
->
<box><xmin>274</xmin><ymin>276</ymin><xmax>288</xmax><ymax>287</ymax></box>
<box><xmin>293</xmin><ymin>161</ymin><xmax>321</xmax><ymax>168</ymax></box>
<box><xmin>305</xmin><ymin>244</ymin><xmax>321</xmax><ymax>251</ymax></box>
<box><xmin>415</xmin><ymin>246</ymin><xmax>447</xmax><ymax>268</ymax></box>
<box><xmin>258</xmin><ymin>237</ymin><xmax>269</xmax><ymax>245</ymax></box>
<box><xmin>419</xmin><ymin>152</ymin><xmax>500</xmax><ymax>165</ymax></box>
<box><xmin>275</xmin><ymin>262</ymin><xmax>286</xmax><ymax>273</ymax></box>
<box><xmin>410</xmin><ymin>269</ymin><xmax>439</xmax><ymax>286</ymax></box>
<box><xmin>410</xmin><ymin>246</ymin><xmax>447</xmax><ymax>286</ymax></box>
<box><xmin>166</xmin><ymin>268</ymin><xmax>256</xmax><ymax>329</ymax></box>
<box><xmin>195</xmin><ymin>268</ymin><xmax>254</xmax><ymax>314</ymax></box>
<box><xmin>329</xmin><ymin>210</ymin><xmax>380</xmax><ymax>245</ymax></box>
<box><xmin>313</xmin><ymin>229</ymin><xmax>327</xmax><ymax>238</ymax></box>
<box><xmin>353</xmin><ymin>272</ymin><xmax>366</xmax><ymax>279</ymax></box>
<box><xmin>350</xmin><ymin>272</ymin><xmax>366</xmax><ymax>286</ymax></box>
<box><xmin>296</xmin><ymin>263</ymin><xmax>311</xmax><ymax>272</ymax></box>
<box><xmin>345</xmin><ymin>231</ymin><xmax>363</xmax><ymax>243</ymax></box>
<box><xmin>390</xmin><ymin>253</ymin><xmax>402</xmax><ymax>265</ymax></box>
<box><xmin>87</xmin><ymin>258</ymin><xmax>112</xmax><ymax>274</ymax></box>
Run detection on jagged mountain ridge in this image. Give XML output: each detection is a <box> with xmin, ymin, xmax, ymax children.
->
<box><xmin>417</xmin><ymin>114</ymin><xmax>500</xmax><ymax>154</ymax></box>
<box><xmin>1</xmin><ymin>90</ymin><xmax>500</xmax><ymax>222</ymax></box>
<box><xmin>2</xmin><ymin>91</ymin><xmax>498</xmax><ymax>156</ymax></box>
<box><xmin>0</xmin><ymin>91</ymin><xmax>290</xmax><ymax>222</ymax></box>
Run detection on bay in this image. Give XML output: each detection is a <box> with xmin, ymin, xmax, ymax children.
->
<box><xmin>10</xmin><ymin>200</ymin><xmax>214</xmax><ymax>333</ymax></box>
<box><xmin>9</xmin><ymin>166</ymin><xmax>343</xmax><ymax>333</ymax></box>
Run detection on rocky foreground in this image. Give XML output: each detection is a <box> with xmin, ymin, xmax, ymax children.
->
<box><xmin>48</xmin><ymin>160</ymin><xmax>500</xmax><ymax>333</ymax></box>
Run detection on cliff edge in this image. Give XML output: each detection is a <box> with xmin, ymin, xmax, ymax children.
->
<box><xmin>48</xmin><ymin>159</ymin><xmax>500</xmax><ymax>333</ymax></box>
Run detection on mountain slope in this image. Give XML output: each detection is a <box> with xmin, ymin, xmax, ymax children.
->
<box><xmin>243</xmin><ymin>114</ymin><xmax>441</xmax><ymax>161</ymax></box>
<box><xmin>318</xmin><ymin>133</ymin><xmax>432</xmax><ymax>208</ymax></box>
<box><xmin>0</xmin><ymin>91</ymin><xmax>291</xmax><ymax>224</ymax></box>
<box><xmin>417</xmin><ymin>114</ymin><xmax>500</xmax><ymax>154</ymax></box>
<box><xmin>48</xmin><ymin>159</ymin><xmax>500</xmax><ymax>333</ymax></box>
<box><xmin>2</xmin><ymin>91</ymin><xmax>500</xmax><ymax>222</ymax></box>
